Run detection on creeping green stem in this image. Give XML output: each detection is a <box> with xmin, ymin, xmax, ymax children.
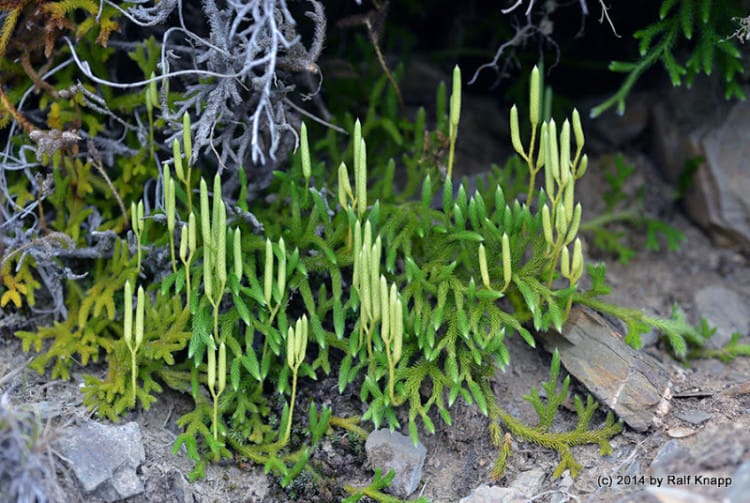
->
<box><xmin>209</xmin><ymin>387</ymin><xmax>220</xmax><ymax>440</ymax></box>
<box><xmin>282</xmin><ymin>369</ymin><xmax>298</xmax><ymax>446</ymax></box>
<box><xmin>130</xmin><ymin>351</ymin><xmax>137</xmax><ymax>407</ymax></box>
<box><xmin>329</xmin><ymin>415</ymin><xmax>370</xmax><ymax>439</ymax></box>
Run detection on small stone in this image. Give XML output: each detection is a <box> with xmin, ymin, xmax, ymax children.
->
<box><xmin>694</xmin><ymin>286</ymin><xmax>750</xmax><ymax>349</ymax></box>
<box><xmin>32</xmin><ymin>401</ymin><xmax>63</xmax><ymax>420</ymax></box>
<box><xmin>623</xmin><ymin>460</ymin><xmax>642</xmax><ymax>477</ymax></box>
<box><xmin>667</xmin><ymin>427</ymin><xmax>696</xmax><ymax>439</ymax></box>
<box><xmin>460</xmin><ymin>484</ymin><xmax>525</xmax><ymax>503</ymax></box>
<box><xmin>111</xmin><ymin>464</ymin><xmax>142</xmax><ymax>500</ymax></box>
<box><xmin>646</xmin><ymin>486</ymin><xmax>714</xmax><ymax>503</ymax></box>
<box><xmin>640</xmin><ymin>327</ymin><xmax>660</xmax><ymax>348</ymax></box>
<box><xmin>674</xmin><ymin>409</ymin><xmax>712</xmax><ymax>425</ymax></box>
<box><xmin>690</xmin><ymin>426</ymin><xmax>748</xmax><ymax>468</ymax></box>
<box><xmin>638</xmin><ymin>309</ymin><xmax>662</xmax><ymax>348</ymax></box>
<box><xmin>586</xmin><ymin>93</ymin><xmax>651</xmax><ymax>147</ymax></box>
<box><xmin>509</xmin><ymin>468</ymin><xmax>546</xmax><ymax>497</ymax></box>
<box><xmin>57</xmin><ymin>420</ymin><xmax>145</xmax><ymax>502</ymax></box>
<box><xmin>650</xmin><ymin>439</ymin><xmax>690</xmax><ymax>478</ymax></box>
<box><xmin>365</xmin><ymin>429</ymin><xmax>426</xmax><ymax>498</ymax></box>
<box><xmin>551</xmin><ymin>473</ymin><xmax>574</xmax><ymax>503</ymax></box>
<box><xmin>726</xmin><ymin>460</ymin><xmax>750</xmax><ymax>503</ymax></box>
<box><xmin>169</xmin><ymin>470</ymin><xmax>195</xmax><ymax>503</ymax></box>
<box><xmin>691</xmin><ymin>358</ymin><xmax>726</xmax><ymax>376</ymax></box>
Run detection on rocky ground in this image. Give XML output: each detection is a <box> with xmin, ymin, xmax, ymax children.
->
<box><xmin>1</xmin><ymin>81</ymin><xmax>749</xmax><ymax>502</ymax></box>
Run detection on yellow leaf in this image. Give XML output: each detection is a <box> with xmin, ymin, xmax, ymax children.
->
<box><xmin>48</xmin><ymin>103</ymin><xmax>63</xmax><ymax>130</ymax></box>
<box><xmin>79</xmin><ymin>295</ymin><xmax>95</xmax><ymax>327</ymax></box>
<box><xmin>97</xmin><ymin>20</ymin><xmax>120</xmax><ymax>47</ymax></box>
<box><xmin>92</xmin><ymin>289</ymin><xmax>116</xmax><ymax>320</ymax></box>
<box><xmin>16</xmin><ymin>265</ymin><xmax>40</xmax><ymax>307</ymax></box>
<box><xmin>1</xmin><ymin>289</ymin><xmax>22</xmax><ymax>308</ymax></box>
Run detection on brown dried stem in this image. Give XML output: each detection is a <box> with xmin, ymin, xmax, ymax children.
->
<box><xmin>338</xmin><ymin>1</ymin><xmax>404</xmax><ymax>112</ymax></box>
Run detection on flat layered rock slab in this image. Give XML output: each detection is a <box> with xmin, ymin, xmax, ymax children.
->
<box><xmin>541</xmin><ymin>306</ymin><xmax>672</xmax><ymax>432</ymax></box>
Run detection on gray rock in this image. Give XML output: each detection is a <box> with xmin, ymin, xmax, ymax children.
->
<box><xmin>586</xmin><ymin>93</ymin><xmax>652</xmax><ymax>147</ymax></box>
<box><xmin>650</xmin><ymin>439</ymin><xmax>689</xmax><ymax>478</ymax></box>
<box><xmin>31</xmin><ymin>400</ymin><xmax>63</xmax><ymax>420</ymax></box>
<box><xmin>623</xmin><ymin>460</ymin><xmax>643</xmax><ymax>477</ymax></box>
<box><xmin>550</xmin><ymin>473</ymin><xmax>574</xmax><ymax>503</ymax></box>
<box><xmin>674</xmin><ymin>409</ymin><xmax>712</xmax><ymax>425</ymax></box>
<box><xmin>459</xmin><ymin>484</ymin><xmax>525</xmax><ymax>503</ymax></box>
<box><xmin>365</xmin><ymin>429</ymin><xmax>426</xmax><ymax>498</ymax></box>
<box><xmin>690</xmin><ymin>357</ymin><xmax>726</xmax><ymax>376</ymax></box>
<box><xmin>646</xmin><ymin>486</ymin><xmax>714</xmax><ymax>503</ymax></box>
<box><xmin>638</xmin><ymin>310</ymin><xmax>662</xmax><ymax>348</ymax></box>
<box><xmin>726</xmin><ymin>460</ymin><xmax>750</xmax><ymax>503</ymax></box>
<box><xmin>57</xmin><ymin>420</ymin><xmax>145</xmax><ymax>502</ymax></box>
<box><xmin>689</xmin><ymin>425</ymin><xmax>748</xmax><ymax>468</ymax></box>
<box><xmin>697</xmin><ymin>99</ymin><xmax>750</xmax><ymax>248</ymax></box>
<box><xmin>542</xmin><ymin>306</ymin><xmax>673</xmax><ymax>432</ymax></box>
<box><xmin>170</xmin><ymin>470</ymin><xmax>195</xmax><ymax>503</ymax></box>
<box><xmin>652</xmin><ymin>82</ymin><xmax>750</xmax><ymax>249</ymax></box>
<box><xmin>694</xmin><ymin>285</ymin><xmax>750</xmax><ymax>349</ymax></box>
<box><xmin>640</xmin><ymin>327</ymin><xmax>661</xmax><ymax>348</ymax></box>
<box><xmin>509</xmin><ymin>468</ymin><xmax>546</xmax><ymax>497</ymax></box>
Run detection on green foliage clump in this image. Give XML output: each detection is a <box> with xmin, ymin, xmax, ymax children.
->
<box><xmin>593</xmin><ymin>0</ymin><xmax>747</xmax><ymax>117</ymax></box>
<box><xmin>11</xmin><ymin>62</ymin><xmax>708</xmax><ymax>493</ymax></box>
<box><xmin>0</xmin><ymin>5</ymin><xmax>741</xmax><ymax>497</ymax></box>
<box><xmin>15</xmin><ymin>239</ymin><xmax>136</xmax><ymax>380</ymax></box>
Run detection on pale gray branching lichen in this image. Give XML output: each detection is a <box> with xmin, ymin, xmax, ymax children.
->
<box><xmin>0</xmin><ymin>393</ymin><xmax>66</xmax><ymax>503</ymax></box>
<box><xmin>121</xmin><ymin>0</ymin><xmax>327</xmax><ymax>169</ymax></box>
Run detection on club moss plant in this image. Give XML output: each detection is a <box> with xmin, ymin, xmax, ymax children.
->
<box><xmin>13</xmin><ymin>66</ymin><xmax>707</xmax><ymax>491</ymax></box>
